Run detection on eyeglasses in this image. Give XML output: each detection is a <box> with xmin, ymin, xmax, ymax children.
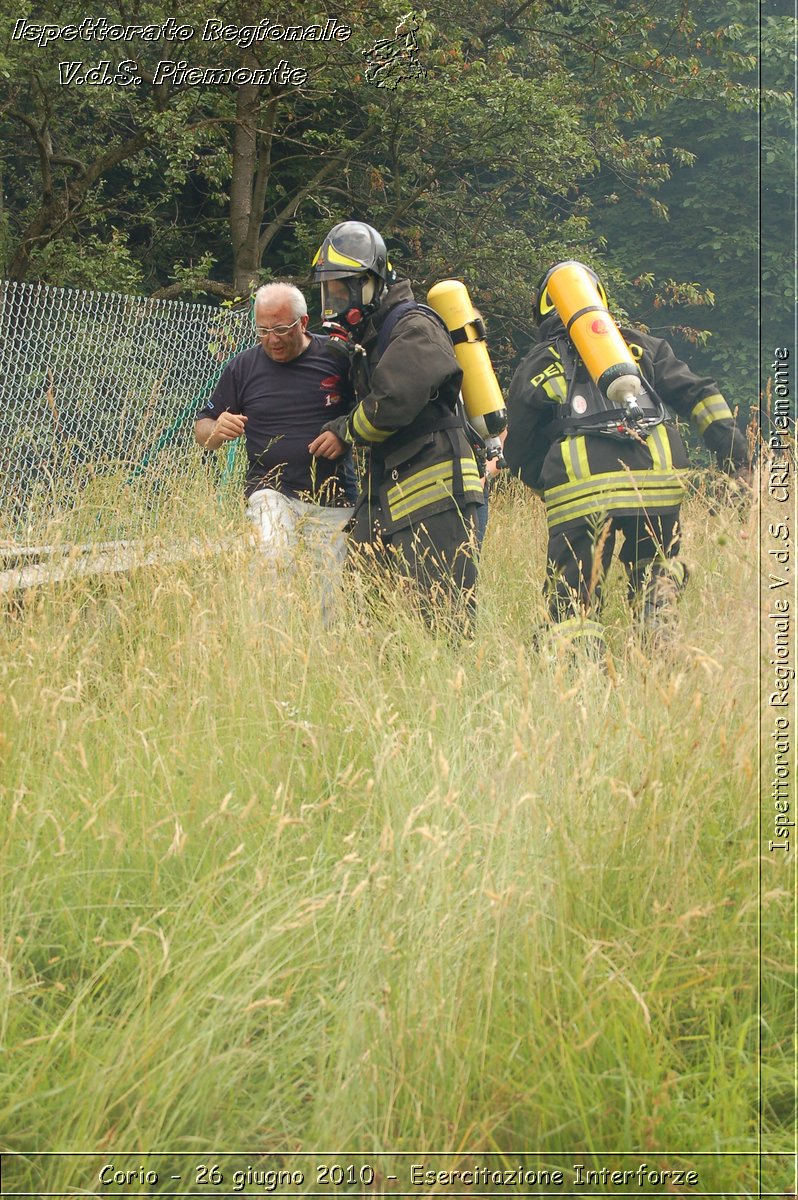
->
<box><xmin>255</xmin><ymin>318</ymin><xmax>302</xmax><ymax>338</ymax></box>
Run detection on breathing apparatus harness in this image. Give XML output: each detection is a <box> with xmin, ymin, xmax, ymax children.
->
<box><xmin>439</xmin><ymin>309</ymin><xmax>506</xmax><ymax>467</ymax></box>
<box><xmin>323</xmin><ymin>296</ymin><xmax>460</xmax><ymax>409</ymax></box>
<box><xmin>547</xmin><ymin>335</ymin><xmax>668</xmax><ymax>445</ymax></box>
<box><xmin>373</xmin><ymin>298</ymin><xmax>487</xmax><ymax>452</ymax></box>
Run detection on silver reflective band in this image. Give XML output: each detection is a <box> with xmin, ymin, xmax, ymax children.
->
<box><xmin>255</xmin><ymin>318</ymin><xmax>301</xmax><ymax>337</ymax></box>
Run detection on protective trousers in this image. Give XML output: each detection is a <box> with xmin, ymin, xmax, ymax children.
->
<box><xmin>350</xmin><ymin>500</ymin><xmax>479</xmax><ymax>635</ymax></box>
<box><xmin>545</xmin><ymin>510</ymin><xmax>687</xmax><ymax>641</ymax></box>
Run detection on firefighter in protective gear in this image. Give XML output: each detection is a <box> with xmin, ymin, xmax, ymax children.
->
<box><xmin>309</xmin><ymin>221</ymin><xmax>484</xmax><ymax>626</ymax></box>
<box><xmin>504</xmin><ymin>262</ymin><xmax>750</xmax><ymax>650</ymax></box>
<box><xmin>314</xmin><ymin>220</ymin><xmax>394</xmax><ymax>329</ymax></box>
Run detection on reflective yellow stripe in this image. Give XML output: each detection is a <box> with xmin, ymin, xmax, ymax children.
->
<box><xmin>387</xmin><ymin>461</ymin><xmax>452</xmax><ymax>504</ymax></box>
<box><xmin>547</xmin><ymin>491</ymin><xmax>685</xmax><ymax>529</ymax></box>
<box><xmin>391</xmin><ymin>482</ymin><xmax>455</xmax><ymax>521</ymax></box>
<box><xmin>391</xmin><ymin>480</ymin><xmax>464</xmax><ymax>521</ymax></box>
<box><xmin>574</xmin><ymin>435</ymin><xmax>589</xmax><ymax>479</ymax></box>
<box><xmin>554</xmin><ymin>616</ymin><xmax>606</xmax><ymax>641</ymax></box>
<box><xmin>549</xmin><ymin>483</ymin><xmax>686</xmax><ymax>515</ymax></box>
<box><xmin>312</xmin><ymin>244</ymin><xmax>365</xmax><ymax>270</ymax></box>
<box><xmin>327</xmin><ymin>246</ymin><xmax>364</xmax><ymax>268</ymax></box>
<box><xmin>545</xmin><ymin>469</ymin><xmax>686</xmax><ymax>529</ymax></box>
<box><xmin>561</xmin><ymin>438</ymin><xmax>576</xmax><ymax>484</ymax></box>
<box><xmin>691</xmin><ymin>393</ymin><xmax>733</xmax><ymax>435</ymax></box>
<box><xmin>388</xmin><ymin>460</ymin><xmax>482</xmax><ymax>521</ymax></box>
<box><xmin>547</xmin><ymin>467</ymin><xmax>683</xmax><ymax>506</ymax></box>
<box><xmin>542</xmin><ymin>374</ymin><xmax>568</xmax><ymax>403</ymax></box>
<box><xmin>647</xmin><ymin>425</ymin><xmax>673</xmax><ymax>471</ymax></box>
<box><xmin>560</xmin><ymin>434</ymin><xmax>589</xmax><ymax>484</ymax></box>
<box><xmin>387</xmin><ymin>459</ymin><xmax>481</xmax><ymax>510</ymax></box>
<box><xmin>539</xmin><ymin>617</ymin><xmax>607</xmax><ymax>658</ymax></box>
<box><xmin>560</xmin><ymin>440</ymin><xmax>575</xmax><ymax>483</ymax></box>
<box><xmin>351</xmin><ymin>404</ymin><xmax>393</xmax><ymax>443</ymax></box>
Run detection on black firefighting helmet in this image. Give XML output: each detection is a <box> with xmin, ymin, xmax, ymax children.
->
<box><xmin>533</xmin><ymin>261</ymin><xmax>609</xmax><ymax>325</ymax></box>
<box><xmin>311</xmin><ymin>221</ymin><xmax>394</xmax><ymax>327</ymax></box>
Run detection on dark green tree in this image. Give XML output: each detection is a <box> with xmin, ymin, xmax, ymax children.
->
<box><xmin>2</xmin><ymin>0</ymin><xmax>783</xmax><ymax>399</ymax></box>
<box><xmin>581</xmin><ymin>0</ymin><xmax>794</xmax><ymax>422</ymax></box>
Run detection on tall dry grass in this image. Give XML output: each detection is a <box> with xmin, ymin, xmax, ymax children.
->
<box><xmin>0</xmin><ymin>471</ymin><xmax>791</xmax><ymax>1196</ymax></box>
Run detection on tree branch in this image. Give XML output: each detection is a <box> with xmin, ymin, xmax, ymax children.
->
<box><xmin>7</xmin><ymin>126</ymin><xmax>152</xmax><ymax>279</ymax></box>
<box><xmin>257</xmin><ymin>126</ymin><xmax>373</xmax><ymax>258</ymax></box>
<box><xmin>251</xmin><ymin>95</ymin><xmax>279</xmax><ymax>223</ymax></box>
<box><xmin>480</xmin><ymin>0</ymin><xmax>540</xmax><ymax>41</ymax></box>
<box><xmin>150</xmin><ymin>278</ymin><xmax>236</xmax><ymax>301</ymax></box>
<box><xmin>9</xmin><ymin>108</ymin><xmax>54</xmax><ymax>199</ymax></box>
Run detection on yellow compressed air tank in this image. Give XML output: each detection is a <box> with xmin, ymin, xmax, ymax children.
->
<box><xmin>542</xmin><ymin>262</ymin><xmax>643</xmax><ymax>408</ymax></box>
<box><xmin>426</xmin><ymin>279</ymin><xmax>508</xmax><ymax>443</ymax></box>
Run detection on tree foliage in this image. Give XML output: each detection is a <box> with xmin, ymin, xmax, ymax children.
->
<box><xmin>583</xmin><ymin>0</ymin><xmax>794</xmax><ymax>416</ymax></box>
<box><xmin>1</xmin><ymin>0</ymin><xmax>790</xmax><ymax>390</ymax></box>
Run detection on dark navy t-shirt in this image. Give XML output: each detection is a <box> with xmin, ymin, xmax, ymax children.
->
<box><xmin>196</xmin><ymin>334</ymin><xmax>353</xmax><ymax>501</ymax></box>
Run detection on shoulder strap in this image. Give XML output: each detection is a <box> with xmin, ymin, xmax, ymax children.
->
<box><xmin>374</xmin><ymin>301</ymin><xmax>450</xmax><ymax>362</ymax></box>
<box><xmin>548</xmin><ymin>334</ymin><xmax>667</xmax><ymax>439</ymax></box>
<box><xmin>374</xmin><ymin>300</ymin><xmax>419</xmax><ymax>362</ymax></box>
<box><xmin>371</xmin><ymin>299</ymin><xmax>466</xmax><ymax>436</ymax></box>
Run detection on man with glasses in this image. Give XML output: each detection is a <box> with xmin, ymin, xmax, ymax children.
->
<box><xmin>194</xmin><ymin>282</ymin><xmax>356</xmax><ymax>571</ymax></box>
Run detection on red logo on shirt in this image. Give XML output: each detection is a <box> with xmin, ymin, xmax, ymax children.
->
<box><xmin>321</xmin><ymin>374</ymin><xmax>343</xmax><ymax>406</ymax></box>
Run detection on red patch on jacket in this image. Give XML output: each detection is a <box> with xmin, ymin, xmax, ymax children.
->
<box><xmin>320</xmin><ymin>374</ymin><xmax>343</xmax><ymax>406</ymax></box>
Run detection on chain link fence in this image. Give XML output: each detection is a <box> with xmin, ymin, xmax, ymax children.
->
<box><xmin>1</xmin><ymin>280</ymin><xmax>254</xmax><ymax>541</ymax></box>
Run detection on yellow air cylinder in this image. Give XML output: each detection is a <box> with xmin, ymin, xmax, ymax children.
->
<box><xmin>543</xmin><ymin>262</ymin><xmax>643</xmax><ymax>407</ymax></box>
<box><xmin>426</xmin><ymin>279</ymin><xmax>507</xmax><ymax>440</ymax></box>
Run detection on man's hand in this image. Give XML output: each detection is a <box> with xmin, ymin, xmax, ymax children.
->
<box><xmin>212</xmin><ymin>411</ymin><xmax>247</xmax><ymax>443</ymax></box>
<box><xmin>195</xmin><ymin>411</ymin><xmax>247</xmax><ymax>451</ymax></box>
<box><xmin>309</xmin><ymin>430</ymin><xmax>347</xmax><ymax>460</ymax></box>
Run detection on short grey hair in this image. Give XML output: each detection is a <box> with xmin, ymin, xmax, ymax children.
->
<box><xmin>254</xmin><ymin>282</ymin><xmax>307</xmax><ymax>320</ymax></box>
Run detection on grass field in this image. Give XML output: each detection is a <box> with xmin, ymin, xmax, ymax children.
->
<box><xmin>0</xmin><ymin>471</ymin><xmax>793</xmax><ymax>1197</ymax></box>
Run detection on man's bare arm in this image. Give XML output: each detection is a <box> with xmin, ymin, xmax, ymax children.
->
<box><xmin>195</xmin><ymin>412</ymin><xmax>247</xmax><ymax>451</ymax></box>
